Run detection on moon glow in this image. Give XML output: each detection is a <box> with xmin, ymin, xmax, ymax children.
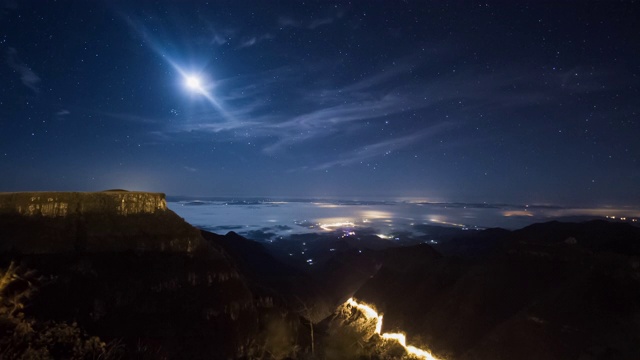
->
<box><xmin>179</xmin><ymin>70</ymin><xmax>227</xmax><ymax>117</ymax></box>
<box><xmin>185</xmin><ymin>75</ymin><xmax>204</xmax><ymax>92</ymax></box>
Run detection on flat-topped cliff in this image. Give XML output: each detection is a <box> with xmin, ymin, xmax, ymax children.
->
<box><xmin>0</xmin><ymin>191</ymin><xmax>203</xmax><ymax>253</ymax></box>
<box><xmin>0</xmin><ymin>191</ymin><xmax>167</xmax><ymax>217</ymax></box>
<box><xmin>0</xmin><ymin>191</ymin><xmax>261</xmax><ymax>358</ymax></box>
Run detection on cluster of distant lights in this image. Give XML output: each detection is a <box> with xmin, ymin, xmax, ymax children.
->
<box><xmin>316</xmin><ymin>217</ymin><xmax>478</xmax><ymax>239</ymax></box>
<box><xmin>318</xmin><ymin>221</ymin><xmax>356</xmax><ymax>231</ymax></box>
<box><xmin>605</xmin><ymin>215</ymin><xmax>638</xmax><ymax>222</ymax></box>
<box><xmin>429</xmin><ymin>218</ymin><xmax>463</xmax><ymax>228</ymax></box>
<box><xmin>291</xmin><ymin>220</ymin><xmax>401</xmax><ymax>265</ymax></box>
<box><xmin>290</xmin><ymin>216</ymin><xmax>480</xmax><ymax>265</ymax></box>
<box><xmin>429</xmin><ymin>218</ymin><xmax>481</xmax><ymax>231</ymax></box>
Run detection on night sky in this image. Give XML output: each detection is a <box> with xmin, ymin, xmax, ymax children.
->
<box><xmin>1</xmin><ymin>1</ymin><xmax>639</xmax><ymax>206</ymax></box>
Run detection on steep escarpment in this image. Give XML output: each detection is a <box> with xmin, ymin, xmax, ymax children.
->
<box><xmin>0</xmin><ymin>191</ymin><xmax>203</xmax><ymax>253</ymax></box>
<box><xmin>0</xmin><ymin>191</ymin><xmax>167</xmax><ymax>217</ymax></box>
<box><xmin>0</xmin><ymin>191</ymin><xmax>260</xmax><ymax>359</ymax></box>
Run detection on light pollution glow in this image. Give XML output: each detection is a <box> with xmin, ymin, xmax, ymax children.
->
<box><xmin>428</xmin><ymin>217</ymin><xmax>466</xmax><ymax>228</ymax></box>
<box><xmin>319</xmin><ymin>221</ymin><xmax>356</xmax><ymax>231</ymax></box>
<box><xmin>170</xmin><ymin>201</ymin><xmax>640</xmax><ymax>241</ymax></box>
<box><xmin>502</xmin><ymin>210</ymin><xmax>534</xmax><ymax>217</ymax></box>
<box><xmin>346</xmin><ymin>298</ymin><xmax>441</xmax><ymax>360</ymax></box>
<box><xmin>316</xmin><ymin>210</ymin><xmax>395</xmax><ymax>232</ymax></box>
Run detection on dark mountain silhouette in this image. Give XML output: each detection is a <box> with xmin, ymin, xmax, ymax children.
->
<box><xmin>0</xmin><ymin>192</ymin><xmax>261</xmax><ymax>359</ymax></box>
<box><xmin>2</xmin><ymin>192</ymin><xmax>639</xmax><ymax>359</ymax></box>
<box><xmin>202</xmin><ymin>230</ymin><xmax>381</xmax><ymax>324</ymax></box>
<box><xmin>351</xmin><ymin>220</ymin><xmax>640</xmax><ymax>359</ymax></box>
<box><xmin>514</xmin><ymin>220</ymin><xmax>640</xmax><ymax>255</ymax></box>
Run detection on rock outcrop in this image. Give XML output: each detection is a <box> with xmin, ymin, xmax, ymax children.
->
<box><xmin>0</xmin><ymin>191</ymin><xmax>261</xmax><ymax>359</ymax></box>
<box><xmin>0</xmin><ymin>191</ymin><xmax>166</xmax><ymax>217</ymax></box>
<box><xmin>0</xmin><ymin>191</ymin><xmax>202</xmax><ymax>253</ymax></box>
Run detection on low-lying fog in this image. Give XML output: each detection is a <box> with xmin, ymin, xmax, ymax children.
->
<box><xmin>168</xmin><ymin>199</ymin><xmax>640</xmax><ymax>241</ymax></box>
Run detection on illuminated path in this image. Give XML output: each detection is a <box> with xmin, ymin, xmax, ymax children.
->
<box><xmin>345</xmin><ymin>298</ymin><xmax>442</xmax><ymax>360</ymax></box>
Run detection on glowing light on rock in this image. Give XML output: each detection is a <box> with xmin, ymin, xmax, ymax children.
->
<box><xmin>382</xmin><ymin>332</ymin><xmax>406</xmax><ymax>346</ymax></box>
<box><xmin>345</xmin><ymin>298</ymin><xmax>441</xmax><ymax>360</ymax></box>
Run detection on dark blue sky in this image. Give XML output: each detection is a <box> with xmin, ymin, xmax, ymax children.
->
<box><xmin>1</xmin><ymin>1</ymin><xmax>639</xmax><ymax>206</ymax></box>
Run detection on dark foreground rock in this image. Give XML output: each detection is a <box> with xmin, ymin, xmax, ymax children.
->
<box><xmin>351</xmin><ymin>221</ymin><xmax>640</xmax><ymax>360</ymax></box>
<box><xmin>2</xmin><ymin>192</ymin><xmax>639</xmax><ymax>359</ymax></box>
<box><xmin>0</xmin><ymin>191</ymin><xmax>259</xmax><ymax>359</ymax></box>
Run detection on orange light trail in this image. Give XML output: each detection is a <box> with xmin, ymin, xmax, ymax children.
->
<box><xmin>345</xmin><ymin>298</ymin><xmax>441</xmax><ymax>360</ymax></box>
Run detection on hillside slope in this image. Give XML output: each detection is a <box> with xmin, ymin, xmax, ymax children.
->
<box><xmin>351</xmin><ymin>221</ymin><xmax>640</xmax><ymax>359</ymax></box>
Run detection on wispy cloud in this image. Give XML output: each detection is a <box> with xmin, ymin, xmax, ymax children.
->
<box><xmin>210</xmin><ymin>33</ymin><xmax>228</xmax><ymax>45</ymax></box>
<box><xmin>238</xmin><ymin>33</ymin><xmax>274</xmax><ymax>49</ymax></box>
<box><xmin>277</xmin><ymin>17</ymin><xmax>298</xmax><ymax>28</ymax></box>
<box><xmin>555</xmin><ymin>66</ymin><xmax>614</xmax><ymax>93</ymax></box>
<box><xmin>261</xmin><ymin>92</ymin><xmax>418</xmax><ymax>153</ymax></box>
<box><xmin>175</xmin><ymin>119</ymin><xmax>259</xmax><ymax>134</ymax></box>
<box><xmin>102</xmin><ymin>111</ymin><xmax>162</xmax><ymax>124</ymax></box>
<box><xmin>6</xmin><ymin>47</ymin><xmax>40</xmax><ymax>93</ymax></box>
<box><xmin>150</xmin><ymin>55</ymin><xmax>584</xmax><ymax>172</ymax></box>
<box><xmin>278</xmin><ymin>9</ymin><xmax>344</xmax><ymax>30</ymax></box>
<box><xmin>55</xmin><ymin>109</ymin><xmax>70</xmax><ymax>117</ymax></box>
<box><xmin>205</xmin><ymin>26</ymin><xmax>233</xmax><ymax>46</ymax></box>
<box><xmin>308</xmin><ymin>17</ymin><xmax>336</xmax><ymax>29</ymax></box>
<box><xmin>159</xmin><ymin>60</ymin><xmax>467</xmax><ymax>142</ymax></box>
<box><xmin>312</xmin><ymin>123</ymin><xmax>453</xmax><ymax>170</ymax></box>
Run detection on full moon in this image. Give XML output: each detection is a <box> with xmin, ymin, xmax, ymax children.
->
<box><xmin>185</xmin><ymin>75</ymin><xmax>203</xmax><ymax>92</ymax></box>
<box><xmin>180</xmin><ymin>71</ymin><xmax>224</xmax><ymax>111</ymax></box>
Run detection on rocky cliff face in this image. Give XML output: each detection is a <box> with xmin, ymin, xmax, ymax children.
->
<box><xmin>0</xmin><ymin>191</ymin><xmax>167</xmax><ymax>217</ymax></box>
<box><xmin>0</xmin><ymin>191</ymin><xmax>201</xmax><ymax>253</ymax></box>
<box><xmin>0</xmin><ymin>191</ymin><xmax>262</xmax><ymax>358</ymax></box>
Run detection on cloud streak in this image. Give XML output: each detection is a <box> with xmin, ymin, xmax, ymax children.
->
<box><xmin>237</xmin><ymin>33</ymin><xmax>274</xmax><ymax>49</ymax></box>
<box><xmin>6</xmin><ymin>47</ymin><xmax>40</xmax><ymax>93</ymax></box>
<box><xmin>143</xmin><ymin>52</ymin><xmax>604</xmax><ymax>173</ymax></box>
<box><xmin>312</xmin><ymin>123</ymin><xmax>453</xmax><ymax>170</ymax></box>
<box><xmin>278</xmin><ymin>9</ymin><xmax>344</xmax><ymax>30</ymax></box>
<box><xmin>261</xmin><ymin>92</ymin><xmax>417</xmax><ymax>153</ymax></box>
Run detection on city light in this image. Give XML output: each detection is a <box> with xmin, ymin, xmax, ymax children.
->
<box><xmin>319</xmin><ymin>221</ymin><xmax>356</xmax><ymax>231</ymax></box>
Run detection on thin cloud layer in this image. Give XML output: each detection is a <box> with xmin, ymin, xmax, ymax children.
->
<box><xmin>6</xmin><ymin>47</ymin><xmax>40</xmax><ymax>93</ymax></box>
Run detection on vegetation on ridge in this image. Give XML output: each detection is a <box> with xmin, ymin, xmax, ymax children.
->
<box><xmin>0</xmin><ymin>262</ymin><xmax>119</xmax><ymax>359</ymax></box>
